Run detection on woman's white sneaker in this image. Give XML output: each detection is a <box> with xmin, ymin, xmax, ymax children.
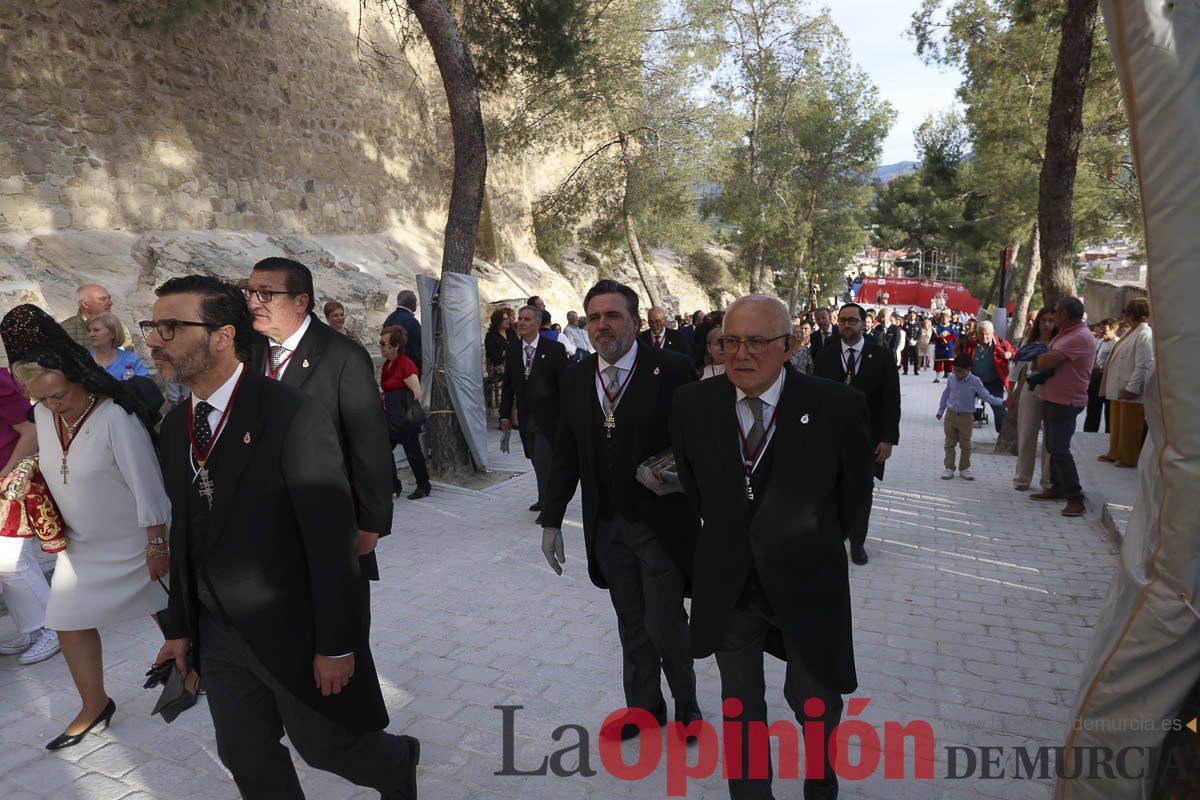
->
<box><xmin>0</xmin><ymin>630</ymin><xmax>35</xmax><ymax>655</ymax></box>
<box><xmin>17</xmin><ymin>629</ymin><xmax>60</xmax><ymax>665</ymax></box>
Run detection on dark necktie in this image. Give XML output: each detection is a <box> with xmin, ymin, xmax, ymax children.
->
<box><xmin>845</xmin><ymin>349</ymin><xmax>857</xmax><ymax>384</ymax></box>
<box><xmin>270</xmin><ymin>344</ymin><xmax>288</xmax><ymax>372</ymax></box>
<box><xmin>744</xmin><ymin>396</ymin><xmax>765</xmax><ymax>458</ymax></box>
<box><xmin>193</xmin><ymin>401</ymin><xmax>214</xmax><ymax>455</ymax></box>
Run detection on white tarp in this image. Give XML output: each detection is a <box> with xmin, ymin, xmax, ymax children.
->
<box><xmin>417</xmin><ymin>272</ymin><xmax>489</xmax><ymax>471</ymax></box>
<box><xmin>1058</xmin><ymin>1</ymin><xmax>1200</xmax><ymax>797</ymax></box>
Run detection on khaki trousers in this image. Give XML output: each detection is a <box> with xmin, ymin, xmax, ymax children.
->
<box><xmin>1014</xmin><ymin>385</ymin><xmax>1052</xmax><ymax>490</ymax></box>
<box><xmin>1104</xmin><ymin>400</ymin><xmax>1146</xmax><ymax>466</ymax></box>
<box><xmin>943</xmin><ymin>411</ymin><xmax>974</xmax><ymax>470</ymax></box>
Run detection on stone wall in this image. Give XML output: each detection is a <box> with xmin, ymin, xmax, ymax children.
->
<box><xmin>0</xmin><ymin>0</ymin><xmax>727</xmax><ymax>355</ymax></box>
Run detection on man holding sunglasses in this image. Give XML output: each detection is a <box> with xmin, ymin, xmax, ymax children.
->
<box><xmin>813</xmin><ymin>303</ymin><xmax>901</xmax><ymax>566</ymax></box>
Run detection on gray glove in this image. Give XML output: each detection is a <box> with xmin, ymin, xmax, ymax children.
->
<box><xmin>541</xmin><ymin>527</ymin><xmax>565</xmax><ymax>575</ymax></box>
<box><xmin>500</xmin><ymin>429</ymin><xmax>511</xmax><ymax>454</ymax></box>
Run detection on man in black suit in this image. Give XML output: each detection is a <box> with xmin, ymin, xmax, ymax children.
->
<box><xmin>500</xmin><ymin>305</ymin><xmax>568</xmax><ymax>522</ymax></box>
<box><xmin>878</xmin><ymin>309</ymin><xmax>902</xmax><ymax>358</ymax></box>
<box><xmin>637</xmin><ymin>305</ymin><xmax>691</xmax><ymax>356</ymax></box>
<box><xmin>809</xmin><ymin>307</ymin><xmax>839</xmax><ymax>359</ymax></box>
<box><xmin>901</xmin><ymin>309</ymin><xmax>922</xmax><ymax>375</ymax></box>
<box><xmin>383</xmin><ymin>289</ymin><xmax>422</xmax><ymax>371</ymax></box>
<box><xmin>150</xmin><ymin>276</ymin><xmax>419</xmax><ymax>800</ymax></box>
<box><xmin>244</xmin><ymin>257</ymin><xmax>394</xmax><ymax>579</ymax></box>
<box><xmin>672</xmin><ymin>294</ymin><xmax>872</xmax><ymax>800</ymax></box>
<box><xmin>813</xmin><ymin>303</ymin><xmax>901</xmax><ymax>566</ymax></box>
<box><xmin>540</xmin><ymin>280</ymin><xmax>702</xmax><ymax>739</ymax></box>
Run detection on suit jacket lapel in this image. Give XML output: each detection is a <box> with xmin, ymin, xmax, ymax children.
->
<box><xmin>707</xmin><ymin>376</ymin><xmax>748</xmax><ymax>511</ymax></box>
<box><xmin>204</xmin><ymin>376</ymin><xmax>265</xmax><ymax>547</ymax></box>
<box><xmin>282</xmin><ymin>315</ymin><xmax>321</xmax><ymax>390</ymax></box>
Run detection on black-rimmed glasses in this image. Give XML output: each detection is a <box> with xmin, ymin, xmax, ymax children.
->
<box><xmin>242</xmin><ymin>287</ymin><xmax>299</xmax><ymax>304</ymax></box>
<box><xmin>139</xmin><ymin>319</ymin><xmax>221</xmax><ymax>341</ymax></box>
<box><xmin>718</xmin><ymin>334</ymin><xmax>790</xmax><ymax>355</ymax></box>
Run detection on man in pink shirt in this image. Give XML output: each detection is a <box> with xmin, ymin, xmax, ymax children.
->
<box><xmin>1031</xmin><ymin>296</ymin><xmax>1093</xmax><ymax>517</ymax></box>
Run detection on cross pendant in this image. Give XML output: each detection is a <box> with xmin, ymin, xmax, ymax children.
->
<box><xmin>197</xmin><ymin>466</ymin><xmax>215</xmax><ymax>510</ymax></box>
<box><xmin>60</xmin><ymin>456</ymin><xmax>69</xmax><ymax>485</ymax></box>
<box><xmin>604</xmin><ymin>412</ymin><xmax>616</xmax><ymax>439</ymax></box>
<box><xmin>745</xmin><ymin>475</ymin><xmax>754</xmax><ymax>501</ymax></box>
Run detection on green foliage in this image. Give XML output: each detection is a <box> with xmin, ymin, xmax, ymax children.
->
<box><xmin>462</xmin><ymin>0</ymin><xmax>591</xmax><ymax>91</ymax></box>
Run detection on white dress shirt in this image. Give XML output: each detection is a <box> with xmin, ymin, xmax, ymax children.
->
<box><xmin>734</xmin><ymin>367</ymin><xmax>785</xmax><ymax>472</ymax></box>
<box><xmin>191</xmin><ymin>363</ymin><xmax>245</xmax><ymax>465</ymax></box>
<box><xmin>519</xmin><ymin>333</ymin><xmax>540</xmax><ymax>373</ymax></box>
<box><xmin>561</xmin><ymin>323</ymin><xmax>593</xmax><ymax>354</ymax></box>
<box><xmin>595</xmin><ymin>341</ymin><xmax>639</xmax><ymax>412</ymax></box>
<box><xmin>840</xmin><ymin>338</ymin><xmax>865</xmax><ymax>376</ymax></box>
<box><xmin>266</xmin><ymin>315</ymin><xmax>312</xmax><ymax>380</ymax></box>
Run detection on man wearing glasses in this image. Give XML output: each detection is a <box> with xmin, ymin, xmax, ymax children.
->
<box><xmin>671</xmin><ymin>294</ymin><xmax>872</xmax><ymax>800</ymax></box>
<box><xmin>813</xmin><ymin>303</ymin><xmax>901</xmax><ymax>566</ymax></box>
<box><xmin>239</xmin><ymin>257</ymin><xmax>393</xmax><ymax>582</ymax></box>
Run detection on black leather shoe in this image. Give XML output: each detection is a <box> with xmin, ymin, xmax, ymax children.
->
<box><xmin>603</xmin><ymin>703</ymin><xmax>668</xmax><ymax>741</ymax></box>
<box><xmin>675</xmin><ymin>703</ymin><xmax>704</xmax><ymax>744</ymax></box>
<box><xmin>46</xmin><ymin>698</ymin><xmax>115</xmax><ymax>750</ymax></box>
<box><xmin>383</xmin><ymin>735</ymin><xmax>421</xmax><ymax>800</ymax></box>
<box><xmin>407</xmin><ymin>485</ymin><xmax>431</xmax><ymax>500</ymax></box>
<box><xmin>851</xmin><ymin>544</ymin><xmax>869</xmax><ymax>565</ymax></box>
<box><xmin>529</xmin><ymin>501</ymin><xmax>541</xmax><ymax>512</ymax></box>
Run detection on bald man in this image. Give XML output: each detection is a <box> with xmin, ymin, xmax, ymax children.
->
<box><xmin>672</xmin><ymin>294</ymin><xmax>872</xmax><ymax>800</ymax></box>
<box><xmin>60</xmin><ymin>283</ymin><xmax>130</xmax><ymax>349</ymax></box>
<box><xmin>637</xmin><ymin>306</ymin><xmax>691</xmax><ymax>357</ymax></box>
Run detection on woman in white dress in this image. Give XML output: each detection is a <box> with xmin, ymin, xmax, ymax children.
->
<box><xmin>2</xmin><ymin>305</ymin><xmax>170</xmax><ymax>751</ymax></box>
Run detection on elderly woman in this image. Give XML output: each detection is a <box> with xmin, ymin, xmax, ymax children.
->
<box><xmin>381</xmin><ymin>325</ymin><xmax>431</xmax><ymax>500</ymax></box>
<box><xmin>788</xmin><ymin>321</ymin><xmax>814</xmax><ymax>375</ymax></box>
<box><xmin>323</xmin><ymin>300</ymin><xmax>366</xmax><ymax>349</ymax></box>
<box><xmin>0</xmin><ymin>364</ymin><xmax>59</xmax><ymax>666</ymax></box>
<box><xmin>1099</xmin><ymin>298</ymin><xmax>1153</xmax><ymax>467</ymax></box>
<box><xmin>1084</xmin><ymin>318</ymin><xmax>1120</xmax><ymax>433</ymax></box>
<box><xmin>1</xmin><ymin>305</ymin><xmax>170</xmax><ymax>751</ymax></box>
<box><xmin>87</xmin><ymin>312</ymin><xmax>148</xmax><ymax>381</ymax></box>
<box><xmin>700</xmin><ymin>326</ymin><xmax>726</xmax><ymax>380</ymax></box>
<box><xmin>1008</xmin><ymin>307</ymin><xmax>1056</xmax><ymax>491</ymax></box>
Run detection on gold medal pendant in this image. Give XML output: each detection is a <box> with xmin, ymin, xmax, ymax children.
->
<box><xmin>604</xmin><ymin>412</ymin><xmax>616</xmax><ymax>439</ymax></box>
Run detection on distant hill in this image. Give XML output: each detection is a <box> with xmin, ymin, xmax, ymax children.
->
<box><xmin>872</xmin><ymin>161</ymin><xmax>920</xmax><ymax>183</ymax></box>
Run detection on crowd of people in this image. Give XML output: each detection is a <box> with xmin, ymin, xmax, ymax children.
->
<box><xmin>0</xmin><ymin>261</ymin><xmax>1154</xmax><ymax>800</ymax></box>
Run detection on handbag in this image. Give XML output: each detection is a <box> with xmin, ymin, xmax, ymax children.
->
<box><xmin>144</xmin><ymin>654</ymin><xmax>200</xmax><ymax>724</ymax></box>
<box><xmin>383</xmin><ymin>388</ymin><xmax>426</xmax><ymax>435</ymax></box>
<box><xmin>636</xmin><ymin>449</ymin><xmax>684</xmax><ymax>496</ymax></box>
<box><xmin>0</xmin><ymin>457</ymin><xmax>66</xmax><ymax>553</ymax></box>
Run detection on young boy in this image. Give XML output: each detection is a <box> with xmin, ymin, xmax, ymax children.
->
<box><xmin>937</xmin><ymin>354</ymin><xmax>1006</xmax><ymax>480</ymax></box>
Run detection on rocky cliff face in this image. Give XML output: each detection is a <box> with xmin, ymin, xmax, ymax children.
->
<box><xmin>0</xmin><ymin>0</ymin><xmax>728</xmax><ymax>357</ymax></box>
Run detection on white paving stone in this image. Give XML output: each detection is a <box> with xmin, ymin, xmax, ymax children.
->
<box><xmin>0</xmin><ymin>373</ymin><xmax>1135</xmax><ymax>798</ymax></box>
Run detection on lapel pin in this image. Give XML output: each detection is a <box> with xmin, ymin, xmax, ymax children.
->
<box><xmin>243</xmin><ymin>432</ymin><xmax>251</xmax><ymax>444</ymax></box>
<box><xmin>801</xmin><ymin>414</ymin><xmax>810</xmax><ymax>424</ymax></box>
<box><xmin>302</xmin><ymin>358</ymin><xmax>310</xmax><ymax>368</ymax></box>
<box><xmin>653</xmin><ymin>367</ymin><xmax>660</xmax><ymax>375</ymax></box>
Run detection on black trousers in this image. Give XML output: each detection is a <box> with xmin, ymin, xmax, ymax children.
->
<box><xmin>715</xmin><ymin>600</ymin><xmax>844</xmax><ymax>800</ymax></box>
<box><xmin>846</xmin><ymin>464</ymin><xmax>881</xmax><ymax>550</ymax></box>
<box><xmin>901</xmin><ymin>344</ymin><xmax>919</xmax><ymax>373</ymax></box>
<box><xmin>526</xmin><ymin>421</ymin><xmax>554</xmax><ymax>506</ymax></box>
<box><xmin>593</xmin><ymin>515</ymin><xmax>698</xmax><ymax>713</ymax></box>
<box><xmin>199</xmin><ymin>612</ymin><xmax>413</xmax><ymax>799</ymax></box>
<box><xmin>391</xmin><ymin>429</ymin><xmax>430</xmax><ymax>489</ymax></box>
<box><xmin>1084</xmin><ymin>371</ymin><xmax>1109</xmax><ymax>433</ymax></box>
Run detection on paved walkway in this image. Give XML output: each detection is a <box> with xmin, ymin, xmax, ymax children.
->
<box><xmin>0</xmin><ymin>373</ymin><xmax>1138</xmax><ymax>799</ymax></box>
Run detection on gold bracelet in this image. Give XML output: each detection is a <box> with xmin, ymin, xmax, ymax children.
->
<box><xmin>146</xmin><ymin>545</ymin><xmax>169</xmax><ymax>558</ymax></box>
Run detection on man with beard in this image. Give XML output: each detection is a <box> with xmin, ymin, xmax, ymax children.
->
<box><xmin>149</xmin><ymin>276</ymin><xmax>419</xmax><ymax>799</ymax></box>
<box><xmin>243</xmin><ymin>257</ymin><xmax>393</xmax><ymax>582</ymax></box>
<box><xmin>813</xmin><ymin>303</ymin><xmax>901</xmax><ymax>566</ymax></box>
<box><xmin>540</xmin><ymin>279</ymin><xmax>702</xmax><ymax>740</ymax></box>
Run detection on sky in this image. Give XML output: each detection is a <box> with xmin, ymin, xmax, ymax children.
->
<box><xmin>824</xmin><ymin>0</ymin><xmax>964</xmax><ymax>165</ymax></box>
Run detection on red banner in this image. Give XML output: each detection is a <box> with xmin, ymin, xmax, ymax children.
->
<box><xmin>853</xmin><ymin>278</ymin><xmax>982</xmax><ymax>314</ymax></box>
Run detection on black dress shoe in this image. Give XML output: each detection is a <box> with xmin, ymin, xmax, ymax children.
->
<box><xmin>47</xmin><ymin>698</ymin><xmax>115</xmax><ymax>750</ymax></box>
<box><xmin>675</xmin><ymin>703</ymin><xmax>704</xmax><ymax>744</ymax></box>
<box><xmin>407</xmin><ymin>484</ymin><xmax>431</xmax><ymax>500</ymax></box>
<box><xmin>851</xmin><ymin>544</ymin><xmax>869</xmax><ymax>565</ymax></box>
<box><xmin>529</xmin><ymin>501</ymin><xmax>541</xmax><ymax>512</ymax></box>
<box><xmin>383</xmin><ymin>735</ymin><xmax>421</xmax><ymax>800</ymax></box>
<box><xmin>603</xmin><ymin>703</ymin><xmax>668</xmax><ymax>741</ymax></box>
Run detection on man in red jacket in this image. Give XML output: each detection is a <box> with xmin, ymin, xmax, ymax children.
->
<box><xmin>964</xmin><ymin>320</ymin><xmax>1015</xmax><ymax>433</ymax></box>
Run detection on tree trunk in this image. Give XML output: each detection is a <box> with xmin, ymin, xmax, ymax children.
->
<box><xmin>1012</xmin><ymin>222</ymin><xmax>1042</xmax><ymax>346</ymax></box>
<box><xmin>787</xmin><ymin>251</ymin><xmax>807</xmax><ymax>317</ymax></box>
<box><xmin>748</xmin><ymin>236</ymin><xmax>766</xmax><ymax>293</ymax></box>
<box><xmin>1036</xmin><ymin>0</ymin><xmax>1099</xmax><ymax>307</ymax></box>
<box><xmin>406</xmin><ymin>0</ymin><xmax>487</xmax><ymax>478</ymax></box>
<box><xmin>981</xmin><ymin>263</ymin><xmax>1002</xmax><ymax>311</ymax></box>
<box><xmin>618</xmin><ymin>133</ymin><xmax>659</xmax><ymax>309</ymax></box>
